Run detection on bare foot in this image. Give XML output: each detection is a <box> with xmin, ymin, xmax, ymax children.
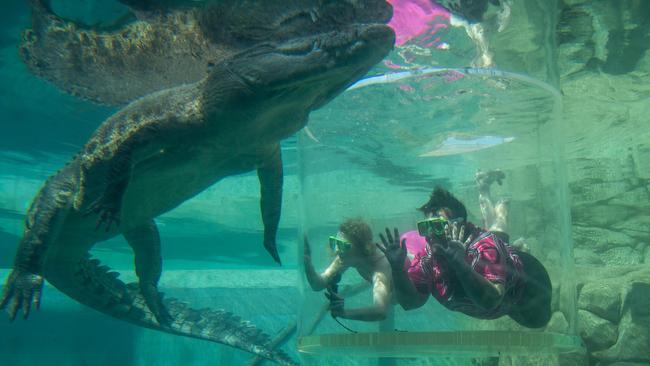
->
<box><xmin>475</xmin><ymin>169</ymin><xmax>505</xmax><ymax>191</ymax></box>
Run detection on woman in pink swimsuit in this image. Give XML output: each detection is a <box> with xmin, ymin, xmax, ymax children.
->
<box><xmin>378</xmin><ymin>172</ymin><xmax>552</xmax><ymax>328</ymax></box>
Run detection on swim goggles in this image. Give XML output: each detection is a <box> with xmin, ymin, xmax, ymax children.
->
<box><xmin>417</xmin><ymin>216</ymin><xmax>465</xmax><ymax>237</ymax></box>
<box><xmin>416</xmin><ymin>217</ymin><xmax>448</xmax><ymax>237</ymax></box>
<box><xmin>329</xmin><ymin>236</ymin><xmax>352</xmax><ymax>254</ymax></box>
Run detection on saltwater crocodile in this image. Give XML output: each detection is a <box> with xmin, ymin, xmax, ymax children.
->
<box><xmin>21</xmin><ymin>0</ymin><xmax>394</xmax><ymax>106</ymax></box>
<box><xmin>1</xmin><ymin>3</ymin><xmax>395</xmax><ymax>364</ymax></box>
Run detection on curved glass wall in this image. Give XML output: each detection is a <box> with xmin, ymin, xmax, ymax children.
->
<box><xmin>297</xmin><ymin>0</ymin><xmax>583</xmax><ymax>364</ymax></box>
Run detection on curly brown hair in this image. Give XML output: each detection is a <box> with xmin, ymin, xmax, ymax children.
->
<box><xmin>339</xmin><ymin>218</ymin><xmax>374</xmax><ymax>255</ymax></box>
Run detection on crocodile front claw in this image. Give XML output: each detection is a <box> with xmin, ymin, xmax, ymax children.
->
<box><xmin>1</xmin><ymin>269</ymin><xmax>44</xmax><ymax>321</ymax></box>
<box><xmin>83</xmin><ymin>194</ymin><xmax>122</xmax><ymax>232</ymax></box>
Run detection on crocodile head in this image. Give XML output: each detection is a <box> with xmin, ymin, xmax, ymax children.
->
<box><xmin>205</xmin><ymin>2</ymin><xmax>395</xmax><ymax>142</ymax></box>
<box><xmin>199</xmin><ymin>0</ymin><xmax>393</xmax><ymax>47</ymax></box>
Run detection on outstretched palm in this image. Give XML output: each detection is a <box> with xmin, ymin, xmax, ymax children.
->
<box><xmin>433</xmin><ymin>222</ymin><xmax>473</xmax><ymax>263</ymax></box>
<box><xmin>376</xmin><ymin>227</ymin><xmax>406</xmax><ymax>272</ymax></box>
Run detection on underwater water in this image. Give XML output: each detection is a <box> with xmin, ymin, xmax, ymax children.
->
<box><xmin>2</xmin><ymin>0</ymin><xmax>650</xmax><ymax>365</ymax></box>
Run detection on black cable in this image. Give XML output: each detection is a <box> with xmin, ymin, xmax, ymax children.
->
<box><xmin>333</xmin><ymin>315</ymin><xmax>357</xmax><ymax>334</ymax></box>
<box><xmin>327</xmin><ymin>275</ymin><xmax>357</xmax><ymax>333</ymax></box>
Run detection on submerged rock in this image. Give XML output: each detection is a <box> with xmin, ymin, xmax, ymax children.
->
<box><xmin>578</xmin><ymin>282</ymin><xmax>621</xmax><ymax>323</ymax></box>
<box><xmin>577</xmin><ymin>309</ymin><xmax>618</xmax><ymax>351</ymax></box>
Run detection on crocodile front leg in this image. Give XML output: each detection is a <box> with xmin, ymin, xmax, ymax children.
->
<box><xmin>1</xmin><ymin>163</ymin><xmax>77</xmax><ymax>320</ymax></box>
<box><xmin>82</xmin><ymin>121</ymin><xmax>167</xmax><ymax>232</ymax></box>
<box><xmin>257</xmin><ymin>144</ymin><xmax>283</xmax><ymax>265</ymax></box>
<box><xmin>123</xmin><ymin>220</ymin><xmax>172</xmax><ymax>327</ymax></box>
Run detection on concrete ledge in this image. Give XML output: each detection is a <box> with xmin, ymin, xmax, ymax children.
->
<box><xmin>0</xmin><ymin>268</ymin><xmax>300</xmax><ymax>366</ymax></box>
<box><xmin>0</xmin><ymin>268</ymin><xmax>299</xmax><ymax>289</ymax></box>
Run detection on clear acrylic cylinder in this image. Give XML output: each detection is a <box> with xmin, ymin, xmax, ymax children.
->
<box><xmin>296</xmin><ymin>0</ymin><xmax>583</xmax><ymax>364</ymax></box>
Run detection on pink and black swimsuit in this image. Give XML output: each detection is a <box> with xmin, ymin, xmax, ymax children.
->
<box><xmin>401</xmin><ymin>228</ymin><xmax>525</xmax><ymax>319</ymax></box>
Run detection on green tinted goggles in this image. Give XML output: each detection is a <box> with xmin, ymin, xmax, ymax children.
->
<box><xmin>329</xmin><ymin>236</ymin><xmax>352</xmax><ymax>253</ymax></box>
<box><xmin>417</xmin><ymin>217</ymin><xmax>448</xmax><ymax>237</ymax></box>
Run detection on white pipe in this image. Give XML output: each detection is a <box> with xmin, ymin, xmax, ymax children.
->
<box><xmin>347</xmin><ymin>67</ymin><xmax>561</xmax><ymax>100</ymax></box>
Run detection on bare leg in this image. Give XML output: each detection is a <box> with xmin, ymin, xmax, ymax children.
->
<box><xmin>449</xmin><ymin>16</ymin><xmax>494</xmax><ymax>68</ymax></box>
<box><xmin>475</xmin><ymin>169</ymin><xmax>505</xmax><ymax>230</ymax></box>
<box><xmin>476</xmin><ymin>170</ymin><xmax>529</xmax><ymax>250</ymax></box>
<box><xmin>492</xmin><ymin>198</ymin><xmax>509</xmax><ymax>234</ymax></box>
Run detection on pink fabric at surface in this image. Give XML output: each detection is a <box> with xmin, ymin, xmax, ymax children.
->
<box><xmin>401</xmin><ymin>230</ymin><xmax>427</xmax><ymax>254</ymax></box>
<box><xmin>400</xmin><ymin>230</ymin><xmax>427</xmax><ymax>270</ymax></box>
<box><xmin>387</xmin><ymin>0</ymin><xmax>450</xmax><ymax>46</ymax></box>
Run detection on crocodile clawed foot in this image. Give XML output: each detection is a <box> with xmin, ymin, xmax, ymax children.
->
<box><xmin>83</xmin><ymin>196</ymin><xmax>121</xmax><ymax>232</ymax></box>
<box><xmin>1</xmin><ymin>270</ymin><xmax>44</xmax><ymax>321</ymax></box>
<box><xmin>141</xmin><ymin>284</ymin><xmax>173</xmax><ymax>327</ymax></box>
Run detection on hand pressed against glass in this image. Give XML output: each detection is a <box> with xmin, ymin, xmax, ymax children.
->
<box><xmin>376</xmin><ymin>227</ymin><xmax>406</xmax><ymax>271</ymax></box>
<box><xmin>430</xmin><ymin>221</ymin><xmax>473</xmax><ymax>262</ymax></box>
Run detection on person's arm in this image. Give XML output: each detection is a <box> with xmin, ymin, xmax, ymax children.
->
<box><xmin>392</xmin><ymin>265</ymin><xmax>429</xmax><ymax>310</ymax></box>
<box><xmin>304</xmin><ymin>236</ymin><xmax>345</xmax><ymax>291</ymax></box>
<box><xmin>376</xmin><ymin>228</ymin><xmax>428</xmax><ymax>311</ymax></box>
<box><xmin>448</xmin><ymin>256</ymin><xmax>505</xmax><ymax>310</ymax></box>
<box><xmin>330</xmin><ymin>270</ymin><xmax>392</xmax><ymax>322</ymax></box>
<box><xmin>436</xmin><ymin>224</ymin><xmax>505</xmax><ymax>311</ymax></box>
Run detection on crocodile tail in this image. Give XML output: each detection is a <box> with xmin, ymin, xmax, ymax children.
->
<box><xmin>46</xmin><ymin>257</ymin><xmax>298</xmax><ymax>366</ymax></box>
<box><xmin>20</xmin><ymin>0</ymin><xmax>72</xmax><ymax>95</ymax></box>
